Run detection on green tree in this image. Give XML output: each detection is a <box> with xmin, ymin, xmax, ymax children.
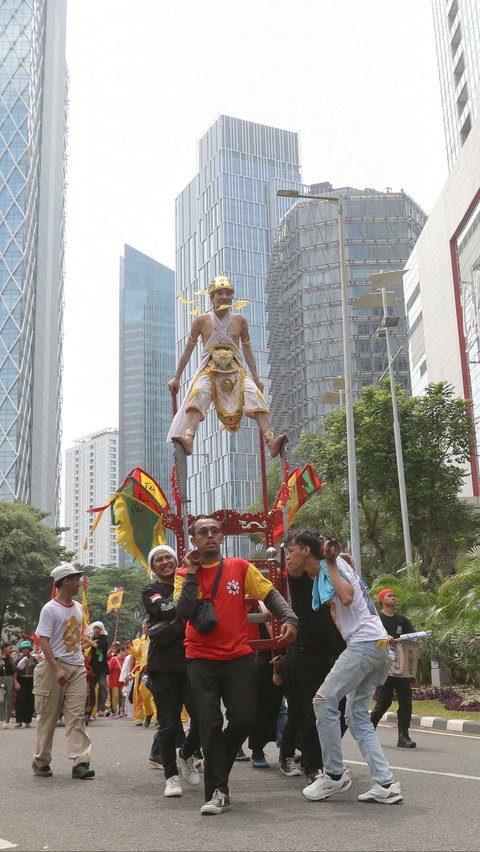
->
<box><xmin>0</xmin><ymin>501</ymin><xmax>66</xmax><ymax>638</ymax></box>
<box><xmin>81</xmin><ymin>565</ymin><xmax>150</xmax><ymax>641</ymax></box>
<box><xmin>294</xmin><ymin>382</ymin><xmax>480</xmax><ymax>584</ymax></box>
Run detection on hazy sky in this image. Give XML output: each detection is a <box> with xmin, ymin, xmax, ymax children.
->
<box><xmin>63</xmin><ymin>0</ymin><xmax>447</xmax><ymax>475</ymax></box>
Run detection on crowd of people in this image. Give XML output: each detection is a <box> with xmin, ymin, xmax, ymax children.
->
<box><xmin>1</xmin><ymin>521</ymin><xmax>415</xmax><ymax>812</ymax></box>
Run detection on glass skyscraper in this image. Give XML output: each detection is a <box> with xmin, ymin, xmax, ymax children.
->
<box><xmin>119</xmin><ymin>245</ymin><xmax>175</xmax><ymax>496</ymax></box>
<box><xmin>175</xmin><ymin>115</ymin><xmax>301</xmax><ymax>526</ymax></box>
<box><xmin>433</xmin><ymin>0</ymin><xmax>480</xmax><ymax>171</ymax></box>
<box><xmin>267</xmin><ymin>185</ymin><xmax>426</xmax><ymax>444</ymax></box>
<box><xmin>0</xmin><ymin>0</ymin><xmax>67</xmax><ymax>523</ymax></box>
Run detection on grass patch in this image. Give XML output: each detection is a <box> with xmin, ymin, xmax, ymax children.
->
<box><xmin>388</xmin><ymin>699</ymin><xmax>480</xmax><ymax>722</ymax></box>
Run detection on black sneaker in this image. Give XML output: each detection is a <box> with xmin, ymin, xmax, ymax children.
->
<box><xmin>32</xmin><ymin>761</ymin><xmax>52</xmax><ymax>778</ymax></box>
<box><xmin>143</xmin><ymin>714</ymin><xmax>153</xmax><ymax>728</ymax></box>
<box><xmin>72</xmin><ymin>762</ymin><xmax>95</xmax><ymax>779</ymax></box>
<box><xmin>200</xmin><ymin>789</ymin><xmax>231</xmax><ymax>815</ymax></box>
<box><xmin>279</xmin><ymin>757</ymin><xmax>302</xmax><ymax>777</ymax></box>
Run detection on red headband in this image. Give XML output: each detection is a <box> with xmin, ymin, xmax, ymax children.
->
<box><xmin>377</xmin><ymin>588</ymin><xmax>393</xmax><ymax>603</ymax></box>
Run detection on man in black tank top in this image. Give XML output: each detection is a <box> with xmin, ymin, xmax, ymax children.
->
<box><xmin>280</xmin><ymin>530</ymin><xmax>346</xmax><ymax>784</ymax></box>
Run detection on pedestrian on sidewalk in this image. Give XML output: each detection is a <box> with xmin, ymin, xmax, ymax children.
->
<box><xmin>370</xmin><ymin>588</ymin><xmax>417</xmax><ymax>748</ymax></box>
<box><xmin>32</xmin><ymin>564</ymin><xmax>95</xmax><ymax>780</ymax></box>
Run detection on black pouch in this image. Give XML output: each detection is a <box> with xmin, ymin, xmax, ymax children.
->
<box><xmin>148</xmin><ymin>617</ymin><xmax>184</xmax><ymax>646</ymax></box>
<box><xmin>190</xmin><ymin>559</ymin><xmax>223</xmax><ymax>634</ymax></box>
<box><xmin>191</xmin><ymin>599</ymin><xmax>218</xmax><ymax>634</ymax></box>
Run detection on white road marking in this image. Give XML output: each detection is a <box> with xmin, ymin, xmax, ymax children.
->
<box><xmin>346</xmin><ymin>760</ymin><xmax>480</xmax><ymax>782</ymax></box>
<box><xmin>0</xmin><ymin>840</ymin><xmax>17</xmax><ymax>850</ymax></box>
<box><xmin>379</xmin><ymin>722</ymin><xmax>480</xmax><ymax>739</ymax></box>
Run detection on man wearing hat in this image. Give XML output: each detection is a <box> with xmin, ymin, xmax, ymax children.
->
<box><xmin>167</xmin><ymin>275</ymin><xmax>287</xmax><ymax>457</ymax></box>
<box><xmin>142</xmin><ymin>545</ymin><xmax>201</xmax><ymax>798</ymax></box>
<box><xmin>32</xmin><ymin>564</ymin><xmax>94</xmax><ymax>779</ymax></box>
<box><xmin>370</xmin><ymin>589</ymin><xmax>417</xmax><ymax>748</ymax></box>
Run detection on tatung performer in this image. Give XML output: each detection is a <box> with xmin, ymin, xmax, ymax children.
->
<box><xmin>167</xmin><ymin>275</ymin><xmax>287</xmax><ymax>457</ymax></box>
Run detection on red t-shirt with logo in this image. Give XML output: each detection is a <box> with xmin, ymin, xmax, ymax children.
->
<box><xmin>174</xmin><ymin>557</ymin><xmax>273</xmax><ymax>661</ymax></box>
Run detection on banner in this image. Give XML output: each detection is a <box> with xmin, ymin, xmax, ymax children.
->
<box><xmin>272</xmin><ymin>464</ymin><xmax>323</xmax><ymax>541</ymax></box>
<box><xmin>106</xmin><ymin>587</ymin><xmax>124</xmax><ymax>613</ymax></box>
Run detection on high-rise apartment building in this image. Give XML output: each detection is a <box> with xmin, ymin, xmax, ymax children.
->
<box><xmin>175</xmin><ymin>116</ymin><xmax>301</xmax><ymax>522</ymax></box>
<box><xmin>433</xmin><ymin>0</ymin><xmax>480</xmax><ymax>170</ymax></box>
<box><xmin>0</xmin><ymin>0</ymin><xmax>67</xmax><ymax>523</ymax></box>
<box><xmin>119</xmin><ymin>245</ymin><xmax>175</xmax><ymax>494</ymax></box>
<box><xmin>403</xmin><ymin>2</ymin><xmax>480</xmax><ymax>498</ymax></box>
<box><xmin>267</xmin><ymin>184</ymin><xmax>426</xmax><ymax>444</ymax></box>
<box><xmin>64</xmin><ymin>429</ymin><xmax>119</xmax><ymax>567</ymax></box>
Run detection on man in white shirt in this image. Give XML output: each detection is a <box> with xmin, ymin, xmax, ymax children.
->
<box><xmin>290</xmin><ymin>535</ymin><xmax>403</xmax><ymax>805</ymax></box>
<box><xmin>32</xmin><ymin>564</ymin><xmax>94</xmax><ymax>780</ymax></box>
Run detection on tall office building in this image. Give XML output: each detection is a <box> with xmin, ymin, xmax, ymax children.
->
<box><xmin>176</xmin><ymin>115</ymin><xmax>301</xmax><ymax>524</ymax></box>
<box><xmin>0</xmin><ymin>0</ymin><xmax>67</xmax><ymax>523</ymax></box>
<box><xmin>433</xmin><ymin>0</ymin><xmax>480</xmax><ymax>171</ymax></box>
<box><xmin>119</xmin><ymin>245</ymin><xmax>175</xmax><ymax>494</ymax></box>
<box><xmin>267</xmin><ymin>184</ymin><xmax>426</xmax><ymax>444</ymax></box>
<box><xmin>64</xmin><ymin>429</ymin><xmax>120</xmax><ymax>566</ymax></box>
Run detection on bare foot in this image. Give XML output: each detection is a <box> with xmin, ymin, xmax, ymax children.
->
<box><xmin>266</xmin><ymin>433</ymin><xmax>288</xmax><ymax>458</ymax></box>
<box><xmin>172</xmin><ymin>435</ymin><xmax>194</xmax><ymax>456</ymax></box>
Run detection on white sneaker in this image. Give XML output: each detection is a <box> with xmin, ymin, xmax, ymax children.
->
<box><xmin>303</xmin><ymin>770</ymin><xmax>352</xmax><ymax>801</ymax></box>
<box><xmin>164</xmin><ymin>775</ymin><xmax>183</xmax><ymax>797</ymax></box>
<box><xmin>358</xmin><ymin>781</ymin><xmax>403</xmax><ymax>804</ymax></box>
<box><xmin>178</xmin><ymin>752</ymin><xmax>201</xmax><ymax>786</ymax></box>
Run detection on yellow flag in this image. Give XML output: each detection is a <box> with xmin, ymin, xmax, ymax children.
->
<box><xmin>106</xmin><ymin>588</ymin><xmax>124</xmax><ymax>613</ymax></box>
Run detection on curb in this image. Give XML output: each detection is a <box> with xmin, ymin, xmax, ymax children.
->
<box><xmin>382</xmin><ymin>711</ymin><xmax>480</xmax><ymax>735</ymax></box>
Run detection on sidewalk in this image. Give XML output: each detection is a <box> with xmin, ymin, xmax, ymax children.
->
<box><xmin>381</xmin><ymin>711</ymin><xmax>480</xmax><ymax>734</ymax></box>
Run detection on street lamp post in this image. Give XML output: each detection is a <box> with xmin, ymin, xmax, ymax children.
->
<box><xmin>277</xmin><ymin>189</ymin><xmax>362</xmax><ymax>573</ymax></box>
<box><xmin>359</xmin><ymin>270</ymin><xmax>412</xmax><ymax>566</ymax></box>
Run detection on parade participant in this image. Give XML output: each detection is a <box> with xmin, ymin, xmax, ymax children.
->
<box><xmin>370</xmin><ymin>589</ymin><xmax>417</xmax><ymax>748</ymax></box>
<box><xmin>0</xmin><ymin>642</ymin><xmax>15</xmax><ymax>728</ymax></box>
<box><xmin>13</xmin><ymin>640</ymin><xmax>37</xmax><ymax>727</ymax></box>
<box><xmin>282</xmin><ymin>531</ymin><xmax>347</xmax><ymax>785</ymax></box>
<box><xmin>83</xmin><ymin>621</ymin><xmax>109</xmax><ymax>717</ymax></box>
<box><xmin>142</xmin><ymin>544</ymin><xmax>201</xmax><ymax>797</ymax></box>
<box><xmin>302</xmin><ymin>538</ymin><xmax>403</xmax><ymax>805</ymax></box>
<box><xmin>126</xmin><ymin>619</ymin><xmax>156</xmax><ymax>726</ymax></box>
<box><xmin>32</xmin><ymin>564</ymin><xmax>94</xmax><ymax>779</ymax></box>
<box><xmin>167</xmin><ymin>275</ymin><xmax>287</xmax><ymax>457</ymax></box>
<box><xmin>174</xmin><ymin>516</ymin><xmax>298</xmax><ymax>815</ymax></box>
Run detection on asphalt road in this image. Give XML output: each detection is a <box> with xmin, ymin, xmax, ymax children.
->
<box><xmin>1</xmin><ymin>717</ymin><xmax>479</xmax><ymax>852</ymax></box>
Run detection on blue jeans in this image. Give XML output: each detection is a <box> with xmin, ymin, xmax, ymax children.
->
<box><xmin>313</xmin><ymin>641</ymin><xmax>393</xmax><ymax>786</ymax></box>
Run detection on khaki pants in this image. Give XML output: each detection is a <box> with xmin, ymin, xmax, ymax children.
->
<box><xmin>33</xmin><ymin>660</ymin><xmax>91</xmax><ymax>768</ymax></box>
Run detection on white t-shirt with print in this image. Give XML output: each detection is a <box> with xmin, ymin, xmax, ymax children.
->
<box><xmin>328</xmin><ymin>559</ymin><xmax>388</xmax><ymax>645</ymax></box>
<box><xmin>36</xmin><ymin>598</ymin><xmax>84</xmax><ymax>665</ymax></box>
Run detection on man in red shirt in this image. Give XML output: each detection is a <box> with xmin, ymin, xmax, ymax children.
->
<box><xmin>174</xmin><ymin>516</ymin><xmax>297</xmax><ymax>815</ymax></box>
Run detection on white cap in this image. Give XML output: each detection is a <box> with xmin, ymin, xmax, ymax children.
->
<box><xmin>147</xmin><ymin>545</ymin><xmax>178</xmax><ymax>568</ymax></box>
<box><xmin>50</xmin><ymin>563</ymin><xmax>83</xmax><ymax>582</ymax></box>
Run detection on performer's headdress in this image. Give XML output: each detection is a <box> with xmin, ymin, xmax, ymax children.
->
<box><xmin>178</xmin><ymin>274</ymin><xmax>248</xmax><ymax>315</ymax></box>
<box><xmin>208</xmin><ymin>275</ymin><xmax>235</xmax><ymax>297</ymax></box>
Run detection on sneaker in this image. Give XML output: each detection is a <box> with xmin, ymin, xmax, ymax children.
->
<box><xmin>164</xmin><ymin>775</ymin><xmax>183</xmax><ymax>797</ymax></box>
<box><xmin>252</xmin><ymin>752</ymin><xmax>270</xmax><ymax>768</ymax></box>
<box><xmin>148</xmin><ymin>757</ymin><xmax>163</xmax><ymax>769</ymax></box>
<box><xmin>235</xmin><ymin>746</ymin><xmax>250</xmax><ymax>761</ymax></box>
<box><xmin>143</xmin><ymin>714</ymin><xmax>153</xmax><ymax>728</ymax></box>
<box><xmin>32</xmin><ymin>761</ymin><xmax>52</xmax><ymax>777</ymax></box>
<box><xmin>72</xmin><ymin>763</ymin><xmax>95</xmax><ymax>780</ymax></box>
<box><xmin>193</xmin><ymin>755</ymin><xmax>204</xmax><ymax>772</ymax></box>
<box><xmin>303</xmin><ymin>770</ymin><xmax>352</xmax><ymax>801</ymax></box>
<box><xmin>177</xmin><ymin>752</ymin><xmax>201</xmax><ymax>786</ymax></box>
<box><xmin>200</xmin><ymin>788</ymin><xmax>231</xmax><ymax>815</ymax></box>
<box><xmin>304</xmin><ymin>771</ymin><xmax>320</xmax><ymax>787</ymax></box>
<box><xmin>358</xmin><ymin>781</ymin><xmax>403</xmax><ymax>804</ymax></box>
<box><xmin>279</xmin><ymin>757</ymin><xmax>302</xmax><ymax>777</ymax></box>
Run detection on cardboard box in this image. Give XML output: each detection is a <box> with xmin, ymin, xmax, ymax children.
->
<box><xmin>388</xmin><ymin>640</ymin><xmax>419</xmax><ymax>678</ymax></box>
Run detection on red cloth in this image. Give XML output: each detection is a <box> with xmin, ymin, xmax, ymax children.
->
<box><xmin>108</xmin><ymin>655</ymin><xmax>123</xmax><ymax>688</ymax></box>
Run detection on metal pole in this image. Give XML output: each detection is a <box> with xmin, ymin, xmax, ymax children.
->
<box><xmin>381</xmin><ymin>287</ymin><xmax>412</xmax><ymax>565</ymax></box>
<box><xmin>337</xmin><ymin>200</ymin><xmax>362</xmax><ymax>574</ymax></box>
